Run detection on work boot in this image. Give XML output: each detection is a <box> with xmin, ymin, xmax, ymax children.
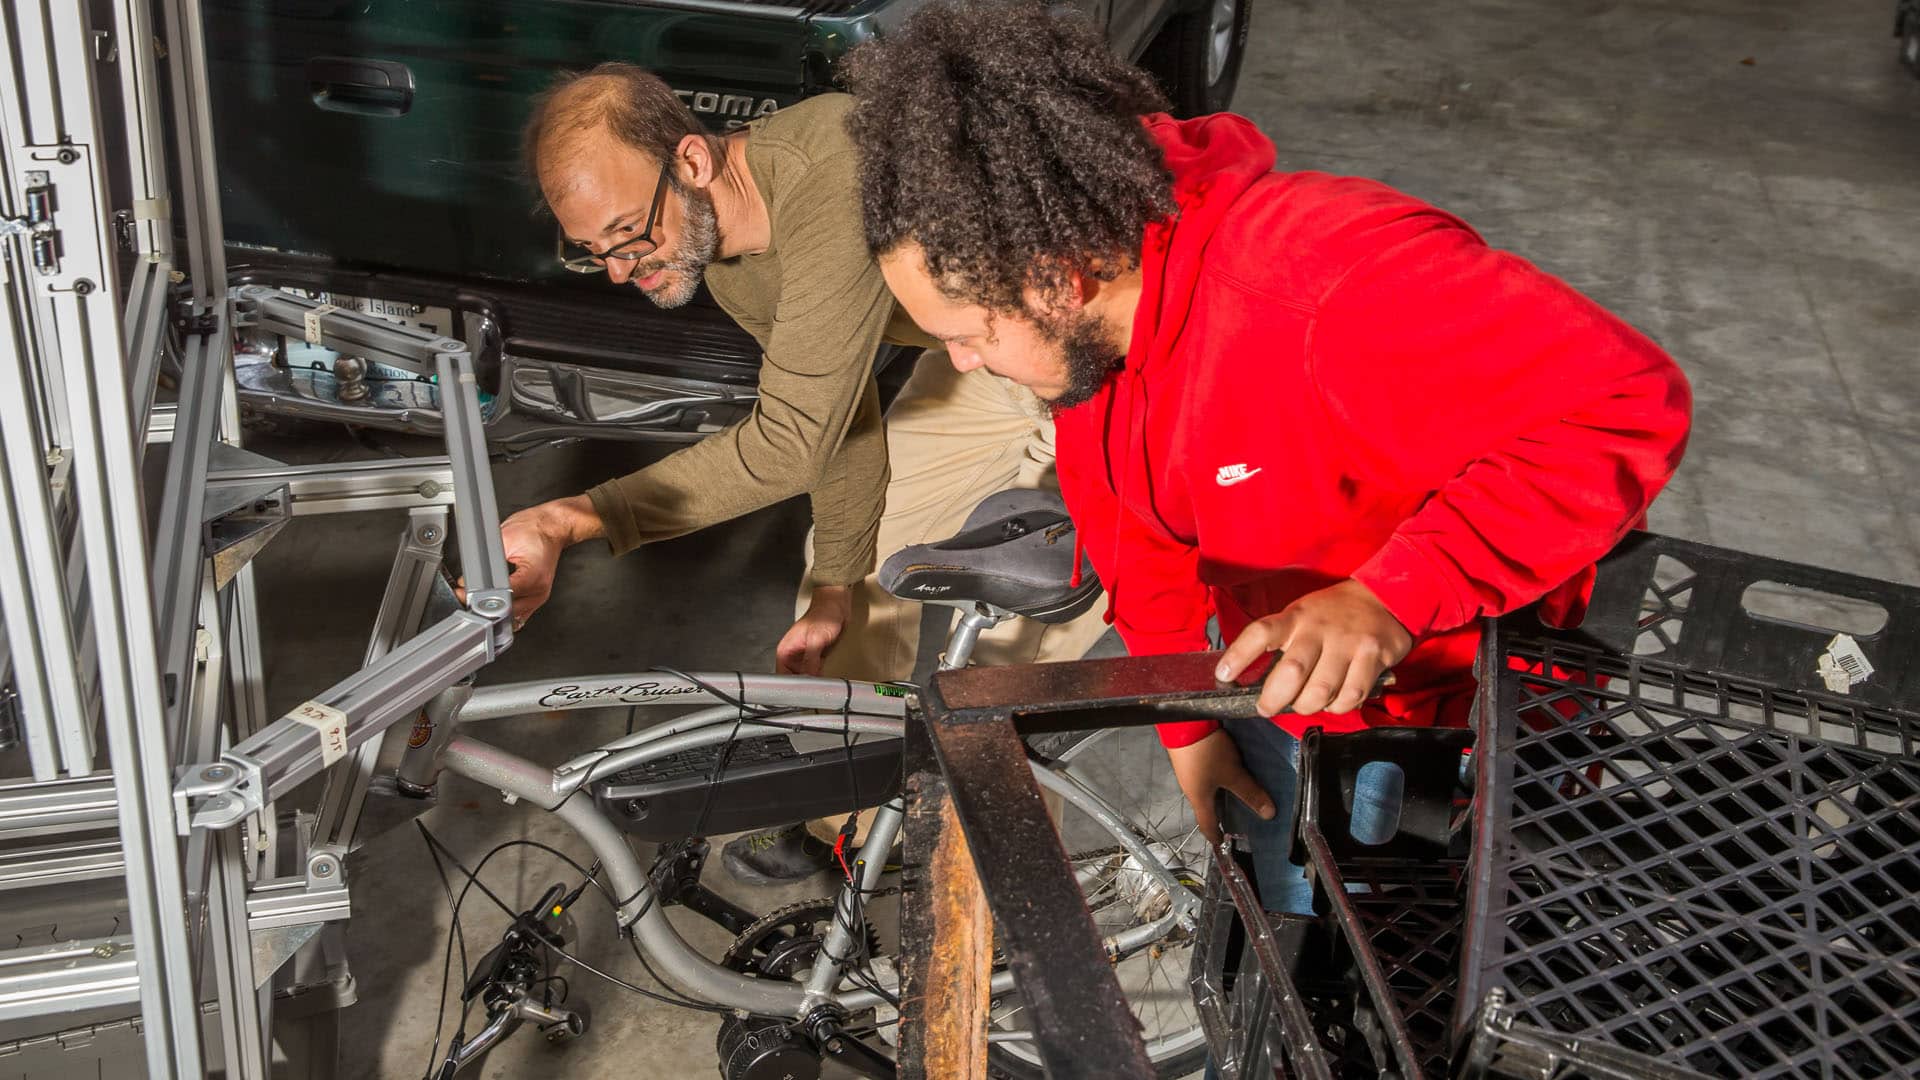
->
<box><xmin>721</xmin><ymin>823</ymin><xmax>834</xmax><ymax>885</ymax></box>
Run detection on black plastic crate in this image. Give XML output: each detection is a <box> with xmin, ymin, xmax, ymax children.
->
<box><xmin>1192</xmin><ymin>804</ymin><xmax>1389</xmax><ymax>1080</ymax></box>
<box><xmin>1294</xmin><ymin>726</ymin><xmax>1476</xmax><ymax>1079</ymax></box>
<box><xmin>1459</xmin><ymin>532</ymin><xmax>1920</xmax><ymax>1079</ymax></box>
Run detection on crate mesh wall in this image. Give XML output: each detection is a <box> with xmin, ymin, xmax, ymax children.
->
<box><xmin>1333</xmin><ymin>862</ymin><xmax>1467</xmax><ymax>1077</ymax></box>
<box><xmin>1476</xmin><ymin>636</ymin><xmax>1920</xmax><ymax>1079</ymax></box>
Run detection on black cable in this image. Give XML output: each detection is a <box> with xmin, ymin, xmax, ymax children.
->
<box><xmin>536</xmin><ymin>934</ymin><xmax>732</xmax><ymax>1013</ymax></box>
<box><xmin>653</xmin><ymin>666</ymin><xmax>783</xmax><ymax>718</ymax></box>
<box><xmin>416</xmin><ymin>827</ymin><xmax>529</xmax><ymax>920</ymax></box>
<box><xmin>686</xmin><ymin>670</ymin><xmax>750</xmax><ymax>838</ymax></box>
<box><xmin>417</xmin><ymin>823</ymin><xmax>472</xmax><ymax>1080</ymax></box>
<box><xmin>419</xmin><ymin>828</ymin><xmax>621</xmax><ymax>920</ymax></box>
<box><xmin>420</xmin><ymin>826</ymin><xmax>726</xmax><ymax>1014</ymax></box>
<box><xmin>617</xmin><ymin>936</ymin><xmax>740</xmax><ymax>1015</ymax></box>
<box><xmin>838</xmin><ymin>677</ymin><xmax>862</xmax><ymax>815</ymax></box>
<box><xmin>530</xmin><ymin>974</ymin><xmax>572</xmax><ymax>1004</ymax></box>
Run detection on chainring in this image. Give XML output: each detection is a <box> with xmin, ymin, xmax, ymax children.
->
<box><xmin>722</xmin><ymin>900</ymin><xmax>883</xmax><ymax>981</ymax></box>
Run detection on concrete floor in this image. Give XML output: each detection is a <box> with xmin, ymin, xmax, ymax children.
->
<box><xmin>241</xmin><ymin>0</ymin><xmax>1920</xmax><ymax>1076</ymax></box>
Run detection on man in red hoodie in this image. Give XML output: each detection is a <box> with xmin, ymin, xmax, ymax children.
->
<box><xmin>844</xmin><ymin>4</ymin><xmax>1692</xmax><ymax>910</ymax></box>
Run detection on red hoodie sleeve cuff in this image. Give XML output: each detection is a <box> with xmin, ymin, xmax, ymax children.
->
<box><xmin>1155</xmin><ymin>719</ymin><xmax>1221</xmax><ymax>750</ymax></box>
<box><xmin>1351</xmin><ymin>535</ymin><xmax>1462</xmax><ymax>639</ymax></box>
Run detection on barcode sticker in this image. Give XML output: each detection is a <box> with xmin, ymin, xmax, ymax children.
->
<box><xmin>288</xmin><ymin>700</ymin><xmax>349</xmax><ymax>765</ymax></box>
<box><xmin>1816</xmin><ymin>633</ymin><xmax>1875</xmax><ymax>694</ymax></box>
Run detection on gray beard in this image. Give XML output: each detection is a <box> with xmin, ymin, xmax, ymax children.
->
<box><xmin>634</xmin><ymin>183</ymin><xmax>720</xmax><ymax>309</ymax></box>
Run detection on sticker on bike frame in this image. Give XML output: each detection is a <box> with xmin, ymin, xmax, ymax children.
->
<box><xmin>288</xmin><ymin>700</ymin><xmax>350</xmax><ymax>766</ymax></box>
<box><xmin>406</xmin><ymin>710</ymin><xmax>434</xmax><ymax>749</ymax></box>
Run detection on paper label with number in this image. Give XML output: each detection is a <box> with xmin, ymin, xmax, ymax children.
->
<box><xmin>288</xmin><ymin>700</ymin><xmax>350</xmax><ymax>765</ymax></box>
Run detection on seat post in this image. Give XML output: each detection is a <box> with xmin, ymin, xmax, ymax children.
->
<box><xmin>937</xmin><ymin>604</ymin><xmax>1009</xmax><ymax>672</ymax></box>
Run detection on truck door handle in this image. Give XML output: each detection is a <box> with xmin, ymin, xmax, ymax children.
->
<box><xmin>307</xmin><ymin>57</ymin><xmax>414</xmax><ymax>117</ymax></box>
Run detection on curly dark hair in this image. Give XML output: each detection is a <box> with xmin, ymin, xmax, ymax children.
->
<box><xmin>842</xmin><ymin>1</ymin><xmax>1175</xmax><ymax>315</ymax></box>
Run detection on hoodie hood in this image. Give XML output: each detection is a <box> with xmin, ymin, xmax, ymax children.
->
<box><xmin>1127</xmin><ymin>113</ymin><xmax>1278</xmax><ymax>374</ymax></box>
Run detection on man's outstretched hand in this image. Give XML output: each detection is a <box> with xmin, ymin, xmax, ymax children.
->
<box><xmin>777</xmin><ymin>584</ymin><xmax>852</xmax><ymax>676</ymax></box>
<box><xmin>1215</xmin><ymin>578</ymin><xmax>1412</xmax><ymax>718</ymax></box>
<box><xmin>1167</xmin><ymin>729</ymin><xmax>1276</xmax><ymax>844</ymax></box>
<box><xmin>457</xmin><ymin>495</ymin><xmax>601</xmax><ymax>629</ymax></box>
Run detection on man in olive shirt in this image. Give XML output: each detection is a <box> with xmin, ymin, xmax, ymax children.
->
<box><xmin>500</xmin><ymin>65</ymin><xmax>1106</xmax><ymax>881</ymax></box>
<box><xmin>502</xmin><ymin>68</ymin><xmax>901</xmax><ymax>647</ymax></box>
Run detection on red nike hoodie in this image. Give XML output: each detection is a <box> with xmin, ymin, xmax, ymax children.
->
<box><xmin>1054</xmin><ymin>113</ymin><xmax>1693</xmax><ymax>749</ymax></box>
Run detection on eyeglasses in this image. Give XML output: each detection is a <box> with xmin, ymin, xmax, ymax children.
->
<box><xmin>558</xmin><ymin>169</ymin><xmax>670</xmax><ymax>274</ymax></box>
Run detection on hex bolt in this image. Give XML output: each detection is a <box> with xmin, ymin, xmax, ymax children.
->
<box><xmin>202</xmin><ymin>765</ymin><xmax>232</xmax><ymax>782</ymax></box>
<box><xmin>417</xmin><ymin>524</ymin><xmax>443</xmax><ymax>545</ymax></box>
<box><xmin>477</xmin><ymin>596</ymin><xmax>507</xmax><ymax>615</ymax></box>
<box><xmin>312</xmin><ymin>859</ymin><xmax>336</xmax><ymax>878</ymax></box>
<box><xmin>57</xmin><ymin>148</ymin><xmax>78</xmax><ymax>164</ymax></box>
<box><xmin>72</xmin><ymin>279</ymin><xmax>94</xmax><ymax>295</ymax></box>
<box><xmin>204</xmin><ymin>796</ymin><xmax>228</xmax><ymax>811</ymax></box>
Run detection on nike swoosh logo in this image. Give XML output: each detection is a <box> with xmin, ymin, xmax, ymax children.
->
<box><xmin>1217</xmin><ymin>468</ymin><xmax>1263</xmax><ymax>487</ymax></box>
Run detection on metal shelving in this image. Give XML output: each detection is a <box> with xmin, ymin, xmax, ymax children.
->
<box><xmin>0</xmin><ymin>1</ymin><xmax>515</xmax><ymax>1073</ymax></box>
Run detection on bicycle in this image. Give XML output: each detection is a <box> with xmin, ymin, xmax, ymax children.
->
<box><xmin>394</xmin><ymin>489</ymin><xmax>1211</xmax><ymax>1079</ymax></box>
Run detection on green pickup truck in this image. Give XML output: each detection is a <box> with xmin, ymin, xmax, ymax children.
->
<box><xmin>206</xmin><ymin>0</ymin><xmax>1249</xmax><ymax>450</ymax></box>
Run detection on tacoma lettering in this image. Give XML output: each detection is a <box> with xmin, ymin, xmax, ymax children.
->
<box><xmin>672</xmin><ymin>88</ymin><xmax>781</xmax><ymax>129</ymax></box>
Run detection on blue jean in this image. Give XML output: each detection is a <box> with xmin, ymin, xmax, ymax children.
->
<box><xmin>1218</xmin><ymin>717</ymin><xmax>1405</xmax><ymax>913</ymax></box>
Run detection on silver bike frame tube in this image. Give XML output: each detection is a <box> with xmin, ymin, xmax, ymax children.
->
<box><xmin>540</xmin><ymin>702</ymin><xmax>905</xmax><ymax>787</ymax></box>
<box><xmin>565</xmin><ymin>715</ymin><xmax>906</xmax><ymax>798</ymax></box>
<box><xmin>437</xmin><ymin>736</ymin><xmax>812</xmax><ymax>1017</ymax></box>
<box><xmin>578</xmin><ymin>700</ymin><xmax>901</xmax><ymax>758</ymax></box>
<box><xmin>443</xmin><ymin>667</ymin><xmax>1194</xmax><ymax>900</ymax></box>
<box><xmin>458</xmin><ymin>673</ymin><xmax>905</xmax><ymax>724</ymax></box>
<box><xmin>435</xmin><ymin>730</ymin><xmax>1194</xmax><ymax>1019</ymax></box>
<box><xmin>803</xmin><ymin>799</ymin><xmax>903</xmax><ymax>1006</ymax></box>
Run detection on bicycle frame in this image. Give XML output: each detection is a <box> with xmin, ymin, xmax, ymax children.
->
<box><xmin>398</xmin><ymin>668</ymin><xmax>1203</xmax><ymax>1024</ymax></box>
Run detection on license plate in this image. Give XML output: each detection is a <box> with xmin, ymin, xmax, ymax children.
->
<box><xmin>273</xmin><ymin>289</ymin><xmax>493</xmax><ymax>417</ymax></box>
<box><xmin>306</xmin><ymin>291</ymin><xmax>458</xmax><ymax>340</ymax></box>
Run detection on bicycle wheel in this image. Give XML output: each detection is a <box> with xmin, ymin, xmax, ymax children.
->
<box><xmin>985</xmin><ymin>726</ymin><xmax>1210</xmax><ymax>1079</ymax></box>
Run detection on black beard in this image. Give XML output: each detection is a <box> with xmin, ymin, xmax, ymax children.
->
<box><xmin>1049</xmin><ymin>311</ymin><xmax>1125</xmax><ymax>411</ymax></box>
<box><xmin>633</xmin><ymin>181</ymin><xmax>720</xmax><ymax>309</ymax></box>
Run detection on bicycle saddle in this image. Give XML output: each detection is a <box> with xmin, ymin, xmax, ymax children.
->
<box><xmin>879</xmin><ymin>489</ymin><xmax>1101</xmax><ymax>623</ymax></box>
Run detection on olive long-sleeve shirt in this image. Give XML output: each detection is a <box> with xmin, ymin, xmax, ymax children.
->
<box><xmin>586</xmin><ymin>94</ymin><xmax>931</xmax><ymax>586</ymax></box>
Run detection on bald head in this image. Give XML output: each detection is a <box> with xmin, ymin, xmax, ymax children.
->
<box><xmin>523</xmin><ymin>63</ymin><xmax>709</xmax><ymax>200</ymax></box>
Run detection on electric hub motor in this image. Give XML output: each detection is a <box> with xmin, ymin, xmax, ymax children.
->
<box><xmin>716</xmin><ymin>1017</ymin><xmax>821</xmax><ymax>1080</ymax></box>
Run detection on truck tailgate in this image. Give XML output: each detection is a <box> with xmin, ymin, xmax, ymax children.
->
<box><xmin>205</xmin><ymin>0</ymin><xmax>820</xmax><ymax>288</ymax></box>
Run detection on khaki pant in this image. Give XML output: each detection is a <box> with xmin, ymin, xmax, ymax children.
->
<box><xmin>798</xmin><ymin>351</ymin><xmax>1111</xmax><ymax>683</ymax></box>
<box><xmin>801</xmin><ymin>352</ymin><xmax>1106</xmax><ymax>843</ymax></box>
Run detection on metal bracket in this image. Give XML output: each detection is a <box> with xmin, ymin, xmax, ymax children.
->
<box><xmin>7</xmin><ymin>168</ymin><xmax>61</xmax><ymax>275</ymax></box>
<box><xmin>12</xmin><ymin>151</ymin><xmax>107</xmax><ymax>291</ymax></box>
